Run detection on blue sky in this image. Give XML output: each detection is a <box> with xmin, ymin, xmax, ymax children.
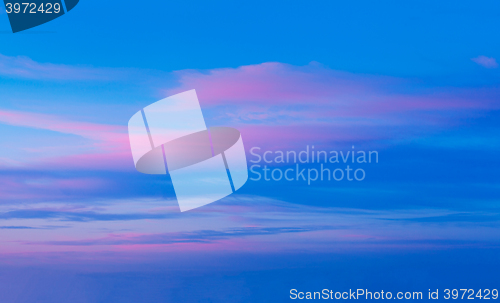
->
<box><xmin>0</xmin><ymin>1</ymin><xmax>500</xmax><ymax>302</ymax></box>
<box><xmin>1</xmin><ymin>1</ymin><xmax>499</xmax><ymax>77</ymax></box>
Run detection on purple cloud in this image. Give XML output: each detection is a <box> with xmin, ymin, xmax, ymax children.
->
<box><xmin>471</xmin><ymin>55</ymin><xmax>498</xmax><ymax>68</ymax></box>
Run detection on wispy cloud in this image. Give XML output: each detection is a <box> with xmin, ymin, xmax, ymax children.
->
<box><xmin>471</xmin><ymin>56</ymin><xmax>499</xmax><ymax>68</ymax></box>
<box><xmin>0</xmin><ymin>109</ymin><xmax>126</xmax><ymax>143</ymax></box>
<box><xmin>0</xmin><ymin>108</ymin><xmax>132</xmax><ymax>172</ymax></box>
<box><xmin>170</xmin><ymin>62</ymin><xmax>495</xmax><ymax>111</ymax></box>
<box><xmin>0</xmin><ymin>226</ymin><xmax>37</xmax><ymax>229</ymax></box>
<box><xmin>30</xmin><ymin>225</ymin><xmax>335</xmax><ymax>246</ymax></box>
<box><xmin>0</xmin><ymin>53</ymin><xmax>130</xmax><ymax>81</ymax></box>
<box><xmin>0</xmin><ymin>209</ymin><xmax>171</xmax><ymax>222</ymax></box>
<box><xmin>0</xmin><ymin>225</ymin><xmax>68</xmax><ymax>230</ymax></box>
<box><xmin>0</xmin><ymin>196</ymin><xmax>497</xmax><ymax>255</ymax></box>
<box><xmin>166</xmin><ymin>62</ymin><xmax>499</xmax><ymax>149</ymax></box>
<box><xmin>0</xmin><ymin>175</ymin><xmax>112</xmax><ymax>201</ymax></box>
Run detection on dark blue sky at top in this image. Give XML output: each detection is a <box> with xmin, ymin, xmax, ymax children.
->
<box><xmin>1</xmin><ymin>0</ymin><xmax>499</xmax><ymax>85</ymax></box>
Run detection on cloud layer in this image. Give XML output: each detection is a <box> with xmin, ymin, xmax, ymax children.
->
<box><xmin>0</xmin><ymin>55</ymin><xmax>499</xmax><ymax>258</ymax></box>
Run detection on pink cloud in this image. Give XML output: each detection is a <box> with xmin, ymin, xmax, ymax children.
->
<box><xmin>167</xmin><ymin>63</ymin><xmax>496</xmax><ymax>126</ymax></box>
<box><xmin>0</xmin><ymin>108</ymin><xmax>133</xmax><ymax>171</ymax></box>
<box><xmin>168</xmin><ymin>62</ymin><xmax>492</xmax><ymax>111</ymax></box>
<box><xmin>169</xmin><ymin>62</ymin><xmax>379</xmax><ymax>105</ymax></box>
<box><xmin>471</xmin><ymin>56</ymin><xmax>498</xmax><ymax>68</ymax></box>
<box><xmin>161</xmin><ymin>62</ymin><xmax>500</xmax><ymax>150</ymax></box>
<box><xmin>0</xmin><ymin>109</ymin><xmax>127</xmax><ymax>143</ymax></box>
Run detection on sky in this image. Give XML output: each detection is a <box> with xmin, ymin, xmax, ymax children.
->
<box><xmin>0</xmin><ymin>1</ymin><xmax>500</xmax><ymax>302</ymax></box>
